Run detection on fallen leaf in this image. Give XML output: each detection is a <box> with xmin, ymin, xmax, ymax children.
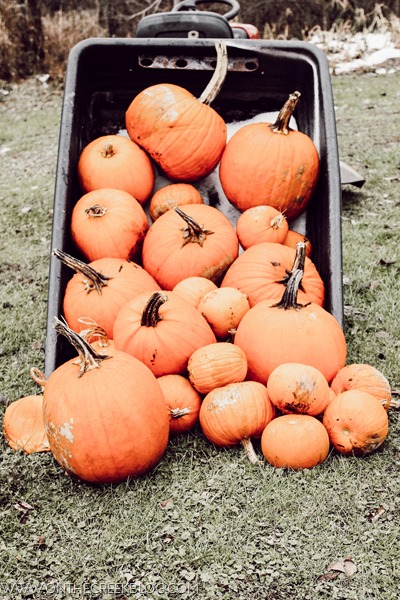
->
<box><xmin>322</xmin><ymin>556</ymin><xmax>357</xmax><ymax>579</ymax></box>
<box><xmin>367</xmin><ymin>505</ymin><xmax>387</xmax><ymax>522</ymax></box>
<box><xmin>317</xmin><ymin>571</ymin><xmax>340</xmax><ymax>582</ymax></box>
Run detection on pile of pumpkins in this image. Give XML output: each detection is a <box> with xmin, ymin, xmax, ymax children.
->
<box><xmin>3</xmin><ymin>43</ymin><xmax>394</xmax><ymax>484</ymax></box>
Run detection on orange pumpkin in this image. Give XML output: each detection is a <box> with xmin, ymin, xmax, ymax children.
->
<box><xmin>125</xmin><ymin>42</ymin><xmax>227</xmax><ymax>181</ymax></box>
<box><xmin>172</xmin><ymin>276</ymin><xmax>218</xmax><ymax>308</ymax></box>
<box><xmin>267</xmin><ymin>363</ymin><xmax>330</xmax><ymax>416</ymax></box>
<box><xmin>199</xmin><ymin>381</ymin><xmax>276</xmax><ymax>464</ymax></box>
<box><xmin>54</xmin><ymin>249</ymin><xmax>160</xmax><ymax>339</ymax></box>
<box><xmin>330</xmin><ymin>364</ymin><xmax>392</xmax><ymax>411</ymax></box>
<box><xmin>142</xmin><ymin>205</ymin><xmax>239</xmax><ymax>289</ymax></box>
<box><xmin>77</xmin><ymin>134</ymin><xmax>154</xmax><ymax>204</ymax></box>
<box><xmin>283</xmin><ymin>229</ymin><xmax>312</xmax><ymax>257</ymax></box>
<box><xmin>221</xmin><ymin>241</ymin><xmax>324</xmax><ymax>307</ymax></box>
<box><xmin>236</xmin><ymin>205</ymin><xmax>289</xmax><ymax>250</ymax></box>
<box><xmin>71</xmin><ymin>188</ymin><xmax>149</xmax><ymax>262</ymax></box>
<box><xmin>219</xmin><ymin>91</ymin><xmax>320</xmax><ymax>220</ymax></box>
<box><xmin>157</xmin><ymin>374</ymin><xmax>202</xmax><ymax>435</ymax></box>
<box><xmin>113</xmin><ymin>290</ymin><xmax>216</xmax><ymax>377</ymax></box>
<box><xmin>197</xmin><ymin>286</ymin><xmax>250</xmax><ymax>339</ymax></box>
<box><xmin>322</xmin><ymin>389</ymin><xmax>389</xmax><ymax>456</ymax></box>
<box><xmin>187</xmin><ymin>342</ymin><xmax>248</xmax><ymax>394</ymax></box>
<box><xmin>261</xmin><ymin>414</ymin><xmax>330</xmax><ymax>469</ymax></box>
<box><xmin>43</xmin><ymin>318</ymin><xmax>169</xmax><ymax>484</ymax></box>
<box><xmin>3</xmin><ymin>393</ymin><xmax>50</xmax><ymax>454</ymax></box>
<box><xmin>234</xmin><ymin>242</ymin><xmax>346</xmax><ymax>384</ymax></box>
<box><xmin>149</xmin><ymin>183</ymin><xmax>203</xmax><ymax>221</ymax></box>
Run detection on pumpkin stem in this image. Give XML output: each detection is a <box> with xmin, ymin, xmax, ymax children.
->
<box><xmin>53</xmin><ymin>317</ymin><xmax>110</xmax><ymax>377</ymax></box>
<box><xmin>276</xmin><ymin>240</ymin><xmax>307</xmax><ymax>289</ymax></box>
<box><xmin>198</xmin><ymin>40</ymin><xmax>228</xmax><ymax>106</ymax></box>
<box><xmin>30</xmin><ymin>367</ymin><xmax>47</xmax><ymax>389</ymax></box>
<box><xmin>269</xmin><ymin>212</ymin><xmax>286</xmax><ymax>230</ymax></box>
<box><xmin>141</xmin><ymin>292</ymin><xmax>169</xmax><ymax>327</ymax></box>
<box><xmin>271</xmin><ymin>91</ymin><xmax>301</xmax><ymax>135</ymax></box>
<box><xmin>101</xmin><ymin>143</ymin><xmax>116</xmax><ymax>158</ymax></box>
<box><xmin>170</xmin><ymin>407</ymin><xmax>191</xmax><ymax>419</ymax></box>
<box><xmin>53</xmin><ymin>249</ymin><xmax>111</xmax><ymax>294</ymax></box>
<box><xmin>84</xmin><ymin>204</ymin><xmax>108</xmax><ymax>218</ymax></box>
<box><xmin>241</xmin><ymin>438</ymin><xmax>263</xmax><ymax>465</ymax></box>
<box><xmin>174</xmin><ymin>207</ymin><xmax>214</xmax><ymax>247</ymax></box>
<box><xmin>78</xmin><ymin>317</ymin><xmax>111</xmax><ymax>348</ymax></box>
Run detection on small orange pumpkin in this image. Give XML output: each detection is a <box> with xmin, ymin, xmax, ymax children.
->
<box><xmin>199</xmin><ymin>381</ymin><xmax>276</xmax><ymax>464</ymax></box>
<box><xmin>149</xmin><ymin>183</ymin><xmax>203</xmax><ymax>221</ymax></box>
<box><xmin>157</xmin><ymin>374</ymin><xmax>202</xmax><ymax>435</ymax></box>
<box><xmin>236</xmin><ymin>206</ymin><xmax>289</xmax><ymax>250</ymax></box>
<box><xmin>113</xmin><ymin>290</ymin><xmax>216</xmax><ymax>377</ymax></box>
<box><xmin>267</xmin><ymin>363</ymin><xmax>330</xmax><ymax>416</ymax></box>
<box><xmin>142</xmin><ymin>205</ymin><xmax>239</xmax><ymax>289</ymax></box>
<box><xmin>77</xmin><ymin>134</ymin><xmax>154</xmax><ymax>204</ymax></box>
<box><xmin>219</xmin><ymin>91</ymin><xmax>320</xmax><ymax>220</ymax></box>
<box><xmin>330</xmin><ymin>364</ymin><xmax>392</xmax><ymax>411</ymax></box>
<box><xmin>187</xmin><ymin>342</ymin><xmax>248</xmax><ymax>394</ymax></box>
<box><xmin>172</xmin><ymin>276</ymin><xmax>218</xmax><ymax>308</ymax></box>
<box><xmin>322</xmin><ymin>389</ymin><xmax>389</xmax><ymax>456</ymax></box>
<box><xmin>197</xmin><ymin>287</ymin><xmax>250</xmax><ymax>339</ymax></box>
<box><xmin>261</xmin><ymin>414</ymin><xmax>330</xmax><ymax>469</ymax></box>
<box><xmin>71</xmin><ymin>188</ymin><xmax>149</xmax><ymax>262</ymax></box>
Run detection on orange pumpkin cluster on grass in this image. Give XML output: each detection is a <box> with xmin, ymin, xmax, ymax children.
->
<box><xmin>4</xmin><ymin>49</ymin><xmax>395</xmax><ymax>483</ymax></box>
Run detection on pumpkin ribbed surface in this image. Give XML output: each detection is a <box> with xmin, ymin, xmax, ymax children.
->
<box><xmin>188</xmin><ymin>343</ymin><xmax>248</xmax><ymax>395</ymax></box>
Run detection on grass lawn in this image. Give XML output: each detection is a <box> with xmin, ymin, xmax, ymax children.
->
<box><xmin>0</xmin><ymin>70</ymin><xmax>399</xmax><ymax>600</ymax></box>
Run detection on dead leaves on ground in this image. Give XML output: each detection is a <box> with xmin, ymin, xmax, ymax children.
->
<box><xmin>318</xmin><ymin>556</ymin><xmax>357</xmax><ymax>582</ymax></box>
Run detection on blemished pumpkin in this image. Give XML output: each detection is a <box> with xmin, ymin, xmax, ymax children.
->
<box><xmin>77</xmin><ymin>134</ymin><xmax>154</xmax><ymax>204</ymax></box>
<box><xmin>197</xmin><ymin>287</ymin><xmax>250</xmax><ymax>339</ymax></box>
<box><xmin>187</xmin><ymin>342</ymin><xmax>248</xmax><ymax>394</ymax></box>
<box><xmin>267</xmin><ymin>363</ymin><xmax>330</xmax><ymax>416</ymax></box>
<box><xmin>157</xmin><ymin>374</ymin><xmax>202</xmax><ymax>435</ymax></box>
<box><xmin>199</xmin><ymin>381</ymin><xmax>276</xmax><ymax>464</ymax></box>
<box><xmin>125</xmin><ymin>41</ymin><xmax>227</xmax><ymax>181</ymax></box>
<box><xmin>221</xmin><ymin>241</ymin><xmax>324</xmax><ymax>307</ymax></box>
<box><xmin>70</xmin><ymin>188</ymin><xmax>149</xmax><ymax>262</ymax></box>
<box><xmin>219</xmin><ymin>91</ymin><xmax>320</xmax><ymax>220</ymax></box>
<box><xmin>322</xmin><ymin>389</ymin><xmax>389</xmax><ymax>456</ymax></box>
<box><xmin>3</xmin><ymin>393</ymin><xmax>50</xmax><ymax>454</ymax></box>
<box><xmin>234</xmin><ymin>242</ymin><xmax>347</xmax><ymax>384</ymax></box>
<box><xmin>142</xmin><ymin>205</ymin><xmax>239</xmax><ymax>289</ymax></box>
<box><xmin>54</xmin><ymin>249</ymin><xmax>160</xmax><ymax>339</ymax></box>
<box><xmin>172</xmin><ymin>276</ymin><xmax>218</xmax><ymax>308</ymax></box>
<box><xmin>330</xmin><ymin>363</ymin><xmax>392</xmax><ymax>411</ymax></box>
<box><xmin>261</xmin><ymin>414</ymin><xmax>330</xmax><ymax>469</ymax></box>
<box><xmin>113</xmin><ymin>290</ymin><xmax>216</xmax><ymax>377</ymax></box>
<box><xmin>149</xmin><ymin>183</ymin><xmax>203</xmax><ymax>221</ymax></box>
<box><xmin>43</xmin><ymin>318</ymin><xmax>170</xmax><ymax>484</ymax></box>
<box><xmin>236</xmin><ymin>205</ymin><xmax>289</xmax><ymax>250</ymax></box>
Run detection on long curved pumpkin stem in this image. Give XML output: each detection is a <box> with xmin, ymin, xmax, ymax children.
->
<box><xmin>78</xmin><ymin>317</ymin><xmax>111</xmax><ymax>348</ymax></box>
<box><xmin>271</xmin><ymin>91</ymin><xmax>301</xmax><ymax>135</ymax></box>
<box><xmin>53</xmin><ymin>316</ymin><xmax>110</xmax><ymax>377</ymax></box>
<box><xmin>174</xmin><ymin>207</ymin><xmax>214</xmax><ymax>247</ymax></box>
<box><xmin>141</xmin><ymin>292</ymin><xmax>169</xmax><ymax>327</ymax></box>
<box><xmin>53</xmin><ymin>249</ymin><xmax>111</xmax><ymax>294</ymax></box>
<box><xmin>276</xmin><ymin>240</ymin><xmax>307</xmax><ymax>289</ymax></box>
<box><xmin>198</xmin><ymin>40</ymin><xmax>228</xmax><ymax>106</ymax></box>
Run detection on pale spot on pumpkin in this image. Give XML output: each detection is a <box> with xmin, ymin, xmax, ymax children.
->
<box><xmin>59</xmin><ymin>419</ymin><xmax>74</xmax><ymax>443</ymax></box>
<box><xmin>207</xmin><ymin>386</ymin><xmax>241</xmax><ymax>414</ymax></box>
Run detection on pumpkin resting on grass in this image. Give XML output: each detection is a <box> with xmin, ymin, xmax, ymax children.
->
<box><xmin>157</xmin><ymin>374</ymin><xmax>202</xmax><ymax>435</ymax></box>
<box><xmin>330</xmin><ymin>363</ymin><xmax>392</xmax><ymax>411</ymax></box>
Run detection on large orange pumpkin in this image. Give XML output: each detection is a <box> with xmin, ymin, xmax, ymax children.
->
<box><xmin>221</xmin><ymin>241</ymin><xmax>324</xmax><ymax>307</ymax></box>
<box><xmin>70</xmin><ymin>188</ymin><xmax>149</xmax><ymax>262</ymax></box>
<box><xmin>142</xmin><ymin>205</ymin><xmax>239</xmax><ymax>289</ymax></box>
<box><xmin>77</xmin><ymin>134</ymin><xmax>154</xmax><ymax>204</ymax></box>
<box><xmin>199</xmin><ymin>381</ymin><xmax>276</xmax><ymax>464</ymax></box>
<box><xmin>322</xmin><ymin>389</ymin><xmax>389</xmax><ymax>456</ymax></box>
<box><xmin>219</xmin><ymin>91</ymin><xmax>320</xmax><ymax>220</ymax></box>
<box><xmin>43</xmin><ymin>318</ymin><xmax>169</xmax><ymax>484</ymax></box>
<box><xmin>261</xmin><ymin>414</ymin><xmax>330</xmax><ymax>469</ymax></box>
<box><xmin>125</xmin><ymin>42</ymin><xmax>227</xmax><ymax>181</ymax></box>
<box><xmin>54</xmin><ymin>249</ymin><xmax>160</xmax><ymax>339</ymax></box>
<box><xmin>234</xmin><ymin>243</ymin><xmax>346</xmax><ymax>384</ymax></box>
<box><xmin>113</xmin><ymin>290</ymin><xmax>216</xmax><ymax>376</ymax></box>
